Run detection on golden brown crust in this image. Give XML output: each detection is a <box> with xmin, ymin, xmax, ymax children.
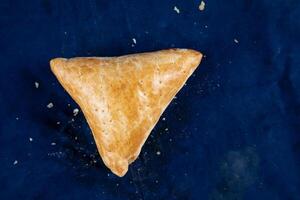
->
<box><xmin>50</xmin><ymin>49</ymin><xmax>202</xmax><ymax>177</ymax></box>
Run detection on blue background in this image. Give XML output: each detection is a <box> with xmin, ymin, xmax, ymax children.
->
<box><xmin>1</xmin><ymin>0</ymin><xmax>300</xmax><ymax>199</ymax></box>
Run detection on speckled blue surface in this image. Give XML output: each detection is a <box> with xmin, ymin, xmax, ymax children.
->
<box><xmin>1</xmin><ymin>0</ymin><xmax>300</xmax><ymax>199</ymax></box>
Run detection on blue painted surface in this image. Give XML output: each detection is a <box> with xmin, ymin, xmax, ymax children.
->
<box><xmin>1</xmin><ymin>0</ymin><xmax>300</xmax><ymax>199</ymax></box>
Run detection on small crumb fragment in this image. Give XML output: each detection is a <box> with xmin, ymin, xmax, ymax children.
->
<box><xmin>16</xmin><ymin>117</ymin><xmax>19</xmax><ymax>120</ymax></box>
<box><xmin>132</xmin><ymin>38</ymin><xmax>137</xmax><ymax>44</ymax></box>
<box><xmin>67</xmin><ymin>104</ymin><xmax>71</xmax><ymax>107</ymax></box>
<box><xmin>34</xmin><ymin>82</ymin><xmax>39</xmax><ymax>88</ymax></box>
<box><xmin>56</xmin><ymin>121</ymin><xmax>60</xmax><ymax>125</ymax></box>
<box><xmin>162</xmin><ymin>117</ymin><xmax>166</xmax><ymax>121</ymax></box>
<box><xmin>199</xmin><ymin>1</ymin><xmax>205</xmax><ymax>11</ymax></box>
<box><xmin>64</xmin><ymin>31</ymin><xmax>67</xmax><ymax>35</ymax></box>
<box><xmin>156</xmin><ymin>151</ymin><xmax>161</xmax><ymax>155</ymax></box>
<box><xmin>47</xmin><ymin>102</ymin><xmax>54</xmax><ymax>109</ymax></box>
<box><xmin>165</xmin><ymin>128</ymin><xmax>168</xmax><ymax>131</ymax></box>
<box><xmin>155</xmin><ymin>180</ymin><xmax>159</xmax><ymax>183</ymax></box>
<box><xmin>51</xmin><ymin>142</ymin><xmax>56</xmax><ymax>146</ymax></box>
<box><xmin>174</xmin><ymin>6</ymin><xmax>180</xmax><ymax>14</ymax></box>
<box><xmin>234</xmin><ymin>38</ymin><xmax>239</xmax><ymax>44</ymax></box>
<box><xmin>75</xmin><ymin>136</ymin><xmax>78</xmax><ymax>140</ymax></box>
<box><xmin>29</xmin><ymin>137</ymin><xmax>33</xmax><ymax>142</ymax></box>
<box><xmin>73</xmin><ymin>108</ymin><xmax>79</xmax><ymax>116</ymax></box>
<box><xmin>169</xmin><ymin>138</ymin><xmax>173</xmax><ymax>142</ymax></box>
<box><xmin>205</xmin><ymin>25</ymin><xmax>208</xmax><ymax>28</ymax></box>
<box><xmin>13</xmin><ymin>160</ymin><xmax>18</xmax><ymax>165</ymax></box>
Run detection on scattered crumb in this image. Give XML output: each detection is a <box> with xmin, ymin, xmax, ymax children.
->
<box><xmin>156</xmin><ymin>151</ymin><xmax>161</xmax><ymax>155</ymax></box>
<box><xmin>93</xmin><ymin>160</ymin><xmax>97</xmax><ymax>163</ymax></box>
<box><xmin>16</xmin><ymin>117</ymin><xmax>19</xmax><ymax>120</ymax></box>
<box><xmin>199</xmin><ymin>1</ymin><xmax>206</xmax><ymax>11</ymax></box>
<box><xmin>107</xmin><ymin>173</ymin><xmax>110</xmax><ymax>177</ymax></box>
<box><xmin>216</xmin><ymin>83</ymin><xmax>220</xmax><ymax>87</ymax></box>
<box><xmin>71</xmin><ymin>118</ymin><xmax>75</xmax><ymax>122</ymax></box>
<box><xmin>29</xmin><ymin>137</ymin><xmax>33</xmax><ymax>142</ymax></box>
<box><xmin>56</xmin><ymin>121</ymin><xmax>60</xmax><ymax>125</ymax></box>
<box><xmin>13</xmin><ymin>160</ymin><xmax>18</xmax><ymax>165</ymax></box>
<box><xmin>67</xmin><ymin>104</ymin><xmax>71</xmax><ymax>107</ymax></box>
<box><xmin>116</xmin><ymin>183</ymin><xmax>119</xmax><ymax>187</ymax></box>
<box><xmin>51</xmin><ymin>142</ymin><xmax>56</xmax><ymax>146</ymax></box>
<box><xmin>205</xmin><ymin>25</ymin><xmax>208</xmax><ymax>28</ymax></box>
<box><xmin>169</xmin><ymin>138</ymin><xmax>173</xmax><ymax>142</ymax></box>
<box><xmin>155</xmin><ymin>180</ymin><xmax>159</xmax><ymax>183</ymax></box>
<box><xmin>64</xmin><ymin>31</ymin><xmax>67</xmax><ymax>35</ymax></box>
<box><xmin>75</xmin><ymin>136</ymin><xmax>78</xmax><ymax>140</ymax></box>
<box><xmin>47</xmin><ymin>102</ymin><xmax>54</xmax><ymax>109</ymax></box>
<box><xmin>73</xmin><ymin>108</ymin><xmax>79</xmax><ymax>116</ymax></box>
<box><xmin>174</xmin><ymin>6</ymin><xmax>180</xmax><ymax>14</ymax></box>
<box><xmin>203</xmin><ymin>54</ymin><xmax>207</xmax><ymax>58</ymax></box>
<box><xmin>162</xmin><ymin>117</ymin><xmax>166</xmax><ymax>121</ymax></box>
<box><xmin>165</xmin><ymin>128</ymin><xmax>169</xmax><ymax>131</ymax></box>
<box><xmin>34</xmin><ymin>82</ymin><xmax>39</xmax><ymax>88</ymax></box>
<box><xmin>174</xmin><ymin>96</ymin><xmax>177</xmax><ymax>99</ymax></box>
<box><xmin>132</xmin><ymin>38</ymin><xmax>137</xmax><ymax>44</ymax></box>
<box><xmin>234</xmin><ymin>38</ymin><xmax>239</xmax><ymax>44</ymax></box>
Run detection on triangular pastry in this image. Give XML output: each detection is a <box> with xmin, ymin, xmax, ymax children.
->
<box><xmin>50</xmin><ymin>49</ymin><xmax>202</xmax><ymax>177</ymax></box>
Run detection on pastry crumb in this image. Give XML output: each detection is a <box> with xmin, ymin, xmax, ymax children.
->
<box><xmin>56</xmin><ymin>121</ymin><xmax>60</xmax><ymax>125</ymax></box>
<box><xmin>16</xmin><ymin>117</ymin><xmax>19</xmax><ymax>120</ymax></box>
<box><xmin>67</xmin><ymin>104</ymin><xmax>71</xmax><ymax>107</ymax></box>
<box><xmin>13</xmin><ymin>160</ymin><xmax>18</xmax><ymax>165</ymax></box>
<box><xmin>73</xmin><ymin>108</ymin><xmax>79</xmax><ymax>116</ymax></box>
<box><xmin>165</xmin><ymin>128</ymin><xmax>168</xmax><ymax>131</ymax></box>
<box><xmin>34</xmin><ymin>82</ymin><xmax>39</xmax><ymax>88</ymax></box>
<box><xmin>29</xmin><ymin>137</ymin><xmax>33</xmax><ymax>142</ymax></box>
<box><xmin>156</xmin><ymin>151</ymin><xmax>161</xmax><ymax>155</ymax></box>
<box><xmin>199</xmin><ymin>1</ymin><xmax>205</xmax><ymax>11</ymax></box>
<box><xmin>234</xmin><ymin>38</ymin><xmax>239</xmax><ymax>43</ymax></box>
<box><xmin>47</xmin><ymin>102</ymin><xmax>54</xmax><ymax>109</ymax></box>
<box><xmin>174</xmin><ymin>6</ymin><xmax>180</xmax><ymax>14</ymax></box>
<box><xmin>162</xmin><ymin>117</ymin><xmax>166</xmax><ymax>121</ymax></box>
<box><xmin>51</xmin><ymin>142</ymin><xmax>56</xmax><ymax>146</ymax></box>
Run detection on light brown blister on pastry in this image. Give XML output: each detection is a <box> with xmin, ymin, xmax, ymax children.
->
<box><xmin>50</xmin><ymin>49</ymin><xmax>202</xmax><ymax>177</ymax></box>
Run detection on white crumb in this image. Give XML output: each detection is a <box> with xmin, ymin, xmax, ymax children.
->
<box><xmin>16</xmin><ymin>117</ymin><xmax>19</xmax><ymax>120</ymax></box>
<box><xmin>73</xmin><ymin>108</ymin><xmax>79</xmax><ymax>116</ymax></box>
<box><xmin>234</xmin><ymin>38</ymin><xmax>239</xmax><ymax>43</ymax></box>
<box><xmin>199</xmin><ymin>1</ymin><xmax>205</xmax><ymax>11</ymax></box>
<box><xmin>29</xmin><ymin>137</ymin><xmax>33</xmax><ymax>142</ymax></box>
<box><xmin>34</xmin><ymin>82</ymin><xmax>39</xmax><ymax>88</ymax></box>
<box><xmin>67</xmin><ymin>104</ymin><xmax>71</xmax><ymax>107</ymax></box>
<box><xmin>51</xmin><ymin>142</ymin><xmax>56</xmax><ymax>146</ymax></box>
<box><xmin>132</xmin><ymin>38</ymin><xmax>137</xmax><ymax>44</ymax></box>
<box><xmin>156</xmin><ymin>151</ymin><xmax>161</xmax><ymax>155</ymax></box>
<box><xmin>165</xmin><ymin>128</ymin><xmax>169</xmax><ymax>131</ymax></box>
<box><xmin>13</xmin><ymin>160</ymin><xmax>18</xmax><ymax>165</ymax></box>
<box><xmin>155</xmin><ymin>180</ymin><xmax>159</xmax><ymax>183</ymax></box>
<box><xmin>56</xmin><ymin>121</ymin><xmax>60</xmax><ymax>125</ymax></box>
<box><xmin>47</xmin><ymin>102</ymin><xmax>54</xmax><ymax>109</ymax></box>
<box><xmin>205</xmin><ymin>25</ymin><xmax>208</xmax><ymax>28</ymax></box>
<box><xmin>174</xmin><ymin>6</ymin><xmax>180</xmax><ymax>14</ymax></box>
<box><xmin>162</xmin><ymin>117</ymin><xmax>166</xmax><ymax>121</ymax></box>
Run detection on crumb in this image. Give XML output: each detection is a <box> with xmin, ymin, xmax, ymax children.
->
<box><xmin>16</xmin><ymin>117</ymin><xmax>19</xmax><ymax>120</ymax></box>
<box><xmin>71</xmin><ymin>118</ymin><xmax>75</xmax><ymax>122</ymax></box>
<box><xmin>75</xmin><ymin>136</ymin><xmax>78</xmax><ymax>140</ymax></box>
<box><xmin>51</xmin><ymin>142</ymin><xmax>56</xmax><ymax>146</ymax></box>
<box><xmin>165</xmin><ymin>128</ymin><xmax>168</xmax><ymax>131</ymax></box>
<box><xmin>64</xmin><ymin>31</ymin><xmax>67</xmax><ymax>35</ymax></box>
<box><xmin>29</xmin><ymin>137</ymin><xmax>33</xmax><ymax>142</ymax></box>
<box><xmin>67</xmin><ymin>104</ymin><xmax>71</xmax><ymax>107</ymax></box>
<box><xmin>162</xmin><ymin>117</ymin><xmax>166</xmax><ymax>121</ymax></box>
<box><xmin>13</xmin><ymin>160</ymin><xmax>18</xmax><ymax>165</ymax></box>
<box><xmin>217</xmin><ymin>83</ymin><xmax>220</xmax><ymax>87</ymax></box>
<box><xmin>199</xmin><ymin>1</ymin><xmax>205</xmax><ymax>11</ymax></box>
<box><xmin>34</xmin><ymin>82</ymin><xmax>39</xmax><ymax>88</ymax></box>
<box><xmin>73</xmin><ymin>108</ymin><xmax>79</xmax><ymax>116</ymax></box>
<box><xmin>47</xmin><ymin>102</ymin><xmax>54</xmax><ymax>109</ymax></box>
<box><xmin>156</xmin><ymin>151</ymin><xmax>161</xmax><ymax>155</ymax></box>
<box><xmin>174</xmin><ymin>96</ymin><xmax>177</xmax><ymax>99</ymax></box>
<box><xmin>169</xmin><ymin>138</ymin><xmax>173</xmax><ymax>142</ymax></box>
<box><xmin>116</xmin><ymin>183</ymin><xmax>119</xmax><ymax>187</ymax></box>
<box><xmin>174</xmin><ymin>6</ymin><xmax>180</xmax><ymax>14</ymax></box>
<box><xmin>56</xmin><ymin>121</ymin><xmax>60</xmax><ymax>125</ymax></box>
<box><xmin>155</xmin><ymin>180</ymin><xmax>159</xmax><ymax>183</ymax></box>
<box><xmin>205</xmin><ymin>25</ymin><xmax>208</xmax><ymax>28</ymax></box>
<box><xmin>132</xmin><ymin>38</ymin><xmax>137</xmax><ymax>44</ymax></box>
<box><xmin>234</xmin><ymin>38</ymin><xmax>239</xmax><ymax>44</ymax></box>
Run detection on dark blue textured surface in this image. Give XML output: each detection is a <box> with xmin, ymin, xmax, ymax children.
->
<box><xmin>1</xmin><ymin>0</ymin><xmax>300</xmax><ymax>199</ymax></box>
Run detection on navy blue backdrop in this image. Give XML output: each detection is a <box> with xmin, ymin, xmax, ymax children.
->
<box><xmin>1</xmin><ymin>0</ymin><xmax>300</xmax><ymax>199</ymax></box>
